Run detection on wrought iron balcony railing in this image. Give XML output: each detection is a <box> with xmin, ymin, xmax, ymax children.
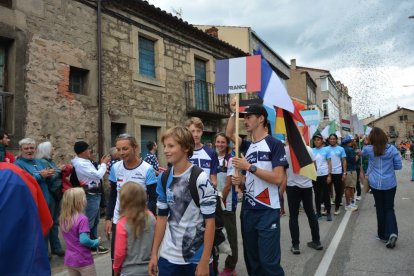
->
<box><xmin>185</xmin><ymin>80</ymin><xmax>229</xmax><ymax>118</ymax></box>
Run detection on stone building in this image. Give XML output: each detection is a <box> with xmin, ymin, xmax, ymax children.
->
<box><xmin>336</xmin><ymin>81</ymin><xmax>352</xmax><ymax>121</ymax></box>
<box><xmin>0</xmin><ymin>0</ymin><xmax>246</xmax><ymax>164</ymax></box>
<box><xmin>287</xmin><ymin>59</ymin><xmax>318</xmax><ymax>111</ymax></box>
<box><xmin>369</xmin><ymin>107</ymin><xmax>414</xmax><ymax>145</ymax></box>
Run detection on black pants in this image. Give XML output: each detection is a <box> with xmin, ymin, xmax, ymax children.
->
<box><xmin>332</xmin><ymin>174</ymin><xmax>343</xmax><ymax>209</ymax></box>
<box><xmin>313</xmin><ymin>175</ymin><xmax>331</xmax><ymax>215</ymax></box>
<box><xmin>286</xmin><ymin>186</ymin><xmax>320</xmax><ymax>246</ymax></box>
<box><xmin>355</xmin><ymin>167</ymin><xmax>361</xmax><ymax>196</ymax></box>
<box><xmin>110</xmin><ymin>223</ymin><xmax>116</xmax><ymax>276</ymax></box>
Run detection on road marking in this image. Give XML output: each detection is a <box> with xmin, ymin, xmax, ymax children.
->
<box><xmin>314</xmin><ymin>210</ymin><xmax>352</xmax><ymax>276</ymax></box>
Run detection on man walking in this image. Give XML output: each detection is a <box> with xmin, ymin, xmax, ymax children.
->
<box><xmin>226</xmin><ymin>102</ymin><xmax>287</xmax><ymax>276</ymax></box>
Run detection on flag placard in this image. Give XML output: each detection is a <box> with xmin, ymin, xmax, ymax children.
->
<box><xmin>215</xmin><ymin>56</ymin><xmax>261</xmax><ymax>94</ymax></box>
<box><xmin>341</xmin><ymin>118</ymin><xmax>351</xmax><ymax>131</ymax></box>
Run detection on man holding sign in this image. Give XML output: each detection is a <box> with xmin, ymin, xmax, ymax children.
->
<box><xmin>226</xmin><ymin>99</ymin><xmax>288</xmax><ymax>276</ymax></box>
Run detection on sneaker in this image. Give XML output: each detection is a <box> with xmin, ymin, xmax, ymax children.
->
<box><xmin>291</xmin><ymin>244</ymin><xmax>300</xmax><ymax>255</ymax></box>
<box><xmin>330</xmin><ymin>199</ymin><xmax>335</xmax><ymax>205</ymax></box>
<box><xmin>375</xmin><ymin>235</ymin><xmax>387</xmax><ymax>243</ymax></box>
<box><xmin>219</xmin><ymin>267</ymin><xmax>237</xmax><ymax>276</ymax></box>
<box><xmin>355</xmin><ymin>196</ymin><xmax>361</xmax><ymax>201</ymax></box>
<box><xmin>321</xmin><ymin>210</ymin><xmax>327</xmax><ymax>216</ymax></box>
<box><xmin>386</xmin><ymin>234</ymin><xmax>398</xmax><ymax>249</ymax></box>
<box><xmin>334</xmin><ymin>209</ymin><xmax>340</xmax><ymax>216</ymax></box>
<box><xmin>345</xmin><ymin>205</ymin><xmax>357</xmax><ymax>212</ymax></box>
<box><xmin>307</xmin><ymin>241</ymin><xmax>323</xmax><ymax>250</ymax></box>
<box><xmin>326</xmin><ymin>214</ymin><xmax>332</xmax><ymax>221</ymax></box>
<box><xmin>51</xmin><ymin>249</ymin><xmax>65</xmax><ymax>257</ymax></box>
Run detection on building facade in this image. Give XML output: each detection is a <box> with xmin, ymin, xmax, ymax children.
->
<box><xmin>0</xmin><ymin>0</ymin><xmax>246</xmax><ymax>164</ymax></box>
<box><xmin>369</xmin><ymin>107</ymin><xmax>414</xmax><ymax>145</ymax></box>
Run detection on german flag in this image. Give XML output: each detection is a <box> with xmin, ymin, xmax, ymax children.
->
<box><xmin>283</xmin><ymin>109</ymin><xmax>317</xmax><ymax>180</ymax></box>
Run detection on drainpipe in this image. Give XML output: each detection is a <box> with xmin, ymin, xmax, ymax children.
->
<box><xmin>97</xmin><ymin>0</ymin><xmax>104</xmax><ymax>158</ymax></box>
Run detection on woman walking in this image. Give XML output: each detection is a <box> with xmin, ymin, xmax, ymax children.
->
<box><xmin>361</xmin><ymin>127</ymin><xmax>402</xmax><ymax>249</ymax></box>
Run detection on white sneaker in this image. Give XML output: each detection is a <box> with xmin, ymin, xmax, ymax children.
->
<box><xmin>345</xmin><ymin>205</ymin><xmax>358</xmax><ymax>211</ymax></box>
<box><xmin>355</xmin><ymin>196</ymin><xmax>361</xmax><ymax>201</ymax></box>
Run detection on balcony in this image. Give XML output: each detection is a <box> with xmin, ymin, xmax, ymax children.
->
<box><xmin>185</xmin><ymin>80</ymin><xmax>229</xmax><ymax>118</ymax></box>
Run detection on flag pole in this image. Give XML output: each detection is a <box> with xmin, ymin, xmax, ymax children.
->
<box><xmin>235</xmin><ymin>95</ymin><xmax>240</xmax><ymax>158</ymax></box>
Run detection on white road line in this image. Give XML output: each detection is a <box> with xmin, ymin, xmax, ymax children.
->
<box><xmin>314</xmin><ymin>210</ymin><xmax>352</xmax><ymax>276</ymax></box>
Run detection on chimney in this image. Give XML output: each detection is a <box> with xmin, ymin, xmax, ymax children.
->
<box><xmin>290</xmin><ymin>59</ymin><xmax>296</xmax><ymax>69</ymax></box>
<box><xmin>205</xmin><ymin>26</ymin><xmax>218</xmax><ymax>38</ymax></box>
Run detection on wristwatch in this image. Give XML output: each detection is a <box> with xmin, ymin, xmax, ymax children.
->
<box><xmin>248</xmin><ymin>165</ymin><xmax>257</xmax><ymax>174</ymax></box>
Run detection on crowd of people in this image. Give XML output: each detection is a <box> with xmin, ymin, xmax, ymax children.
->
<box><xmin>0</xmin><ymin>101</ymin><xmax>405</xmax><ymax>275</ymax></box>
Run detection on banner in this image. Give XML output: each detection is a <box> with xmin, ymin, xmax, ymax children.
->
<box><xmin>341</xmin><ymin>118</ymin><xmax>351</xmax><ymax>131</ymax></box>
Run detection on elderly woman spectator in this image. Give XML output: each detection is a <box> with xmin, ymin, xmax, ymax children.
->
<box><xmin>361</xmin><ymin>127</ymin><xmax>402</xmax><ymax>249</ymax></box>
<box><xmin>36</xmin><ymin>141</ymin><xmax>66</xmax><ymax>257</ymax></box>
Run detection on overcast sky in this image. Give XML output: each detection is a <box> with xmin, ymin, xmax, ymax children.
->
<box><xmin>150</xmin><ymin>0</ymin><xmax>414</xmax><ymax>118</ymax></box>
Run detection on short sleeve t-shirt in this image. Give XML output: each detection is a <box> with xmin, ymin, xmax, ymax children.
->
<box><xmin>312</xmin><ymin>146</ymin><xmax>331</xmax><ymax>176</ymax></box>
<box><xmin>109</xmin><ymin>161</ymin><xmax>157</xmax><ymax>224</ymax></box>
<box><xmin>344</xmin><ymin>145</ymin><xmax>357</xmax><ymax>172</ymax></box>
<box><xmin>144</xmin><ymin>153</ymin><xmax>159</xmax><ymax>172</ymax></box>
<box><xmin>62</xmin><ymin>214</ymin><xmax>94</xmax><ymax>267</ymax></box>
<box><xmin>156</xmin><ymin>165</ymin><xmax>217</xmax><ymax>264</ymax></box>
<box><xmin>240</xmin><ymin>136</ymin><xmax>288</xmax><ymax>210</ymax></box>
<box><xmin>286</xmin><ymin>145</ymin><xmax>315</xmax><ymax>188</ymax></box>
<box><xmin>328</xmin><ymin>145</ymin><xmax>346</xmax><ymax>174</ymax></box>
<box><xmin>189</xmin><ymin>145</ymin><xmax>219</xmax><ymax>178</ymax></box>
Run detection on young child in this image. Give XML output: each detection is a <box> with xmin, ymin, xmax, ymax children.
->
<box><xmin>148</xmin><ymin>126</ymin><xmax>217</xmax><ymax>276</ymax></box>
<box><xmin>59</xmin><ymin>188</ymin><xmax>100</xmax><ymax>276</ymax></box>
<box><xmin>113</xmin><ymin>182</ymin><xmax>156</xmax><ymax>276</ymax></box>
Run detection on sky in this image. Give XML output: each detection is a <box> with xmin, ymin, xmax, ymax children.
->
<box><xmin>150</xmin><ymin>0</ymin><xmax>414</xmax><ymax>119</ymax></box>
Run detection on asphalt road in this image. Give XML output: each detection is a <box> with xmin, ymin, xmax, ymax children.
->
<box><xmin>53</xmin><ymin>159</ymin><xmax>414</xmax><ymax>276</ymax></box>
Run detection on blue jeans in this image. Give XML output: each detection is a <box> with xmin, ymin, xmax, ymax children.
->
<box><xmin>371</xmin><ymin>186</ymin><xmax>398</xmax><ymax>240</ymax></box>
<box><xmin>158</xmin><ymin>257</ymin><xmax>214</xmax><ymax>276</ymax></box>
<box><xmin>49</xmin><ymin>197</ymin><xmax>62</xmax><ymax>252</ymax></box>
<box><xmin>411</xmin><ymin>159</ymin><xmax>414</xmax><ymax>181</ymax></box>
<box><xmin>85</xmin><ymin>193</ymin><xmax>101</xmax><ymax>240</ymax></box>
<box><xmin>242</xmin><ymin>208</ymin><xmax>284</xmax><ymax>276</ymax></box>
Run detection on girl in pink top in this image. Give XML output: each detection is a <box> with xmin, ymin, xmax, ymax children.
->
<box><xmin>59</xmin><ymin>188</ymin><xmax>100</xmax><ymax>276</ymax></box>
<box><xmin>113</xmin><ymin>182</ymin><xmax>156</xmax><ymax>276</ymax></box>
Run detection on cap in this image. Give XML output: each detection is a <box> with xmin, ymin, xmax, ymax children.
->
<box><xmin>74</xmin><ymin>141</ymin><xmax>89</xmax><ymax>154</ymax></box>
<box><xmin>240</xmin><ymin>104</ymin><xmax>268</xmax><ymax>118</ymax></box>
<box><xmin>341</xmin><ymin>134</ymin><xmax>354</xmax><ymax>145</ymax></box>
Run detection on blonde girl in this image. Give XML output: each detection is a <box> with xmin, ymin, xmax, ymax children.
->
<box><xmin>60</xmin><ymin>188</ymin><xmax>100</xmax><ymax>276</ymax></box>
<box><xmin>113</xmin><ymin>182</ymin><xmax>156</xmax><ymax>276</ymax></box>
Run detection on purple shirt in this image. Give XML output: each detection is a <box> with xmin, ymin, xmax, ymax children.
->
<box><xmin>62</xmin><ymin>214</ymin><xmax>94</xmax><ymax>267</ymax></box>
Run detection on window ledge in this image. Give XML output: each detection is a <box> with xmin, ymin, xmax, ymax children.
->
<box><xmin>134</xmin><ymin>74</ymin><xmax>165</xmax><ymax>87</ymax></box>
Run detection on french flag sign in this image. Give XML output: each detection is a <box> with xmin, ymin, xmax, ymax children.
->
<box><xmin>215</xmin><ymin>55</ymin><xmax>261</xmax><ymax>94</ymax></box>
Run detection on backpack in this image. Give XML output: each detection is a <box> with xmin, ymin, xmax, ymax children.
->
<box><xmin>160</xmin><ymin>166</ymin><xmax>225</xmax><ymax>245</ymax></box>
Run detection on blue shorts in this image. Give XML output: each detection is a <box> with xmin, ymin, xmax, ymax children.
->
<box><xmin>158</xmin><ymin>257</ymin><xmax>214</xmax><ymax>276</ymax></box>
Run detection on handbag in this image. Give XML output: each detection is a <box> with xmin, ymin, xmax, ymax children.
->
<box><xmin>362</xmin><ymin>156</ymin><xmax>377</xmax><ymax>193</ymax></box>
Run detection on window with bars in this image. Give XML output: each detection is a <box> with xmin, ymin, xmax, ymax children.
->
<box><xmin>138</xmin><ymin>36</ymin><xmax>156</xmax><ymax>78</ymax></box>
<box><xmin>69</xmin><ymin>66</ymin><xmax>88</xmax><ymax>94</ymax></box>
<box><xmin>194</xmin><ymin>58</ymin><xmax>208</xmax><ymax>110</ymax></box>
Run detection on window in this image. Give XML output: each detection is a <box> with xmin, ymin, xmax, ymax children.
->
<box><xmin>111</xmin><ymin>122</ymin><xmax>126</xmax><ymax>146</ymax></box>
<box><xmin>69</xmin><ymin>66</ymin><xmax>88</xmax><ymax>94</ymax></box>
<box><xmin>389</xmin><ymin>126</ymin><xmax>395</xmax><ymax>132</ymax></box>
<box><xmin>141</xmin><ymin>126</ymin><xmax>158</xmax><ymax>159</ymax></box>
<box><xmin>138</xmin><ymin>36</ymin><xmax>155</xmax><ymax>78</ymax></box>
<box><xmin>0</xmin><ymin>41</ymin><xmax>12</xmax><ymax>131</ymax></box>
<box><xmin>0</xmin><ymin>0</ymin><xmax>12</xmax><ymax>8</ymax></box>
<box><xmin>323</xmin><ymin>99</ymin><xmax>328</xmax><ymax>120</ymax></box>
<box><xmin>399</xmin><ymin>115</ymin><xmax>408</xmax><ymax>121</ymax></box>
<box><xmin>194</xmin><ymin>58</ymin><xmax>208</xmax><ymax>110</ymax></box>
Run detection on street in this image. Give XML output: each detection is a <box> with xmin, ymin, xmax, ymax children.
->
<box><xmin>52</xmin><ymin>159</ymin><xmax>414</xmax><ymax>276</ymax></box>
